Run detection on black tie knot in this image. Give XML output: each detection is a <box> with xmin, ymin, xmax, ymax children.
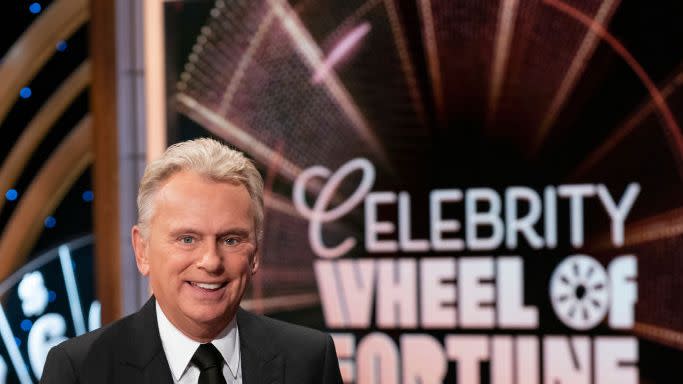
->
<box><xmin>192</xmin><ymin>343</ymin><xmax>224</xmax><ymax>371</ymax></box>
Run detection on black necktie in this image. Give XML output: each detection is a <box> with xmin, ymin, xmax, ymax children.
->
<box><xmin>191</xmin><ymin>343</ymin><xmax>227</xmax><ymax>384</ymax></box>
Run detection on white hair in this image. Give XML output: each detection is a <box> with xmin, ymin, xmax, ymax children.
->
<box><xmin>136</xmin><ymin>138</ymin><xmax>264</xmax><ymax>241</ymax></box>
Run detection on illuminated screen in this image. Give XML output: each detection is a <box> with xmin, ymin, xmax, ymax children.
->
<box><xmin>0</xmin><ymin>237</ymin><xmax>99</xmax><ymax>383</ymax></box>
<box><xmin>164</xmin><ymin>1</ymin><xmax>683</xmax><ymax>382</ymax></box>
<box><xmin>0</xmin><ymin>2</ymin><xmax>94</xmax><ymax>381</ymax></box>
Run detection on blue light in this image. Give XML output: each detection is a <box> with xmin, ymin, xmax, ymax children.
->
<box><xmin>20</xmin><ymin>319</ymin><xmax>32</xmax><ymax>332</ymax></box>
<box><xmin>82</xmin><ymin>190</ymin><xmax>94</xmax><ymax>202</ymax></box>
<box><xmin>44</xmin><ymin>216</ymin><xmax>57</xmax><ymax>228</ymax></box>
<box><xmin>19</xmin><ymin>87</ymin><xmax>32</xmax><ymax>99</ymax></box>
<box><xmin>29</xmin><ymin>3</ymin><xmax>42</xmax><ymax>14</ymax></box>
<box><xmin>5</xmin><ymin>189</ymin><xmax>18</xmax><ymax>201</ymax></box>
<box><xmin>14</xmin><ymin>337</ymin><xmax>21</xmax><ymax>347</ymax></box>
<box><xmin>48</xmin><ymin>290</ymin><xmax>57</xmax><ymax>302</ymax></box>
<box><xmin>56</xmin><ymin>40</ymin><xmax>68</xmax><ymax>52</ymax></box>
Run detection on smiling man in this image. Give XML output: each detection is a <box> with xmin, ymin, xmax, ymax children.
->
<box><xmin>41</xmin><ymin>138</ymin><xmax>342</xmax><ymax>384</ymax></box>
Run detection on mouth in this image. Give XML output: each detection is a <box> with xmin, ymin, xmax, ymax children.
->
<box><xmin>188</xmin><ymin>281</ymin><xmax>228</xmax><ymax>291</ymax></box>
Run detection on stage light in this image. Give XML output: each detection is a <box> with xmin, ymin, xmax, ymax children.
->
<box><xmin>82</xmin><ymin>190</ymin><xmax>94</xmax><ymax>202</ymax></box>
<box><xmin>19</xmin><ymin>320</ymin><xmax>32</xmax><ymax>332</ymax></box>
<box><xmin>44</xmin><ymin>216</ymin><xmax>57</xmax><ymax>229</ymax></box>
<box><xmin>56</xmin><ymin>40</ymin><xmax>68</xmax><ymax>52</ymax></box>
<box><xmin>19</xmin><ymin>87</ymin><xmax>32</xmax><ymax>99</ymax></box>
<box><xmin>5</xmin><ymin>189</ymin><xmax>18</xmax><ymax>201</ymax></box>
<box><xmin>29</xmin><ymin>2</ymin><xmax>41</xmax><ymax>14</ymax></box>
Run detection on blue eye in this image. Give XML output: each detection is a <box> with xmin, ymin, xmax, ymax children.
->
<box><xmin>223</xmin><ymin>237</ymin><xmax>239</xmax><ymax>246</ymax></box>
<box><xmin>180</xmin><ymin>236</ymin><xmax>194</xmax><ymax>244</ymax></box>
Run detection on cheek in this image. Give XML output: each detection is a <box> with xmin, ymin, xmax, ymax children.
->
<box><xmin>224</xmin><ymin>256</ymin><xmax>252</xmax><ymax>278</ymax></box>
<box><xmin>149</xmin><ymin>245</ymin><xmax>192</xmax><ymax>280</ymax></box>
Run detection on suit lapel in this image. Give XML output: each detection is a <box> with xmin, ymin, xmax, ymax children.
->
<box><xmin>140</xmin><ymin>352</ymin><xmax>175</xmax><ymax>384</ymax></box>
<box><xmin>116</xmin><ymin>301</ymin><xmax>280</xmax><ymax>383</ymax></box>
<box><xmin>237</xmin><ymin>308</ymin><xmax>283</xmax><ymax>384</ymax></box>
<box><xmin>119</xmin><ymin>298</ymin><xmax>174</xmax><ymax>384</ymax></box>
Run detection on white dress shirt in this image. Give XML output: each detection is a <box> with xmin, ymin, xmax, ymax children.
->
<box><xmin>156</xmin><ymin>302</ymin><xmax>242</xmax><ymax>384</ymax></box>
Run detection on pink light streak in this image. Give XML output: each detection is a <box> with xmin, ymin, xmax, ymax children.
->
<box><xmin>543</xmin><ymin>0</ymin><xmax>683</xmax><ymax>178</ymax></box>
<box><xmin>312</xmin><ymin>22</ymin><xmax>371</xmax><ymax>84</ymax></box>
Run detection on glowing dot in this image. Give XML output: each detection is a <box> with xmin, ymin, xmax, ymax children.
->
<box><xmin>82</xmin><ymin>190</ymin><xmax>94</xmax><ymax>202</ymax></box>
<box><xmin>48</xmin><ymin>290</ymin><xmax>57</xmax><ymax>302</ymax></box>
<box><xmin>5</xmin><ymin>189</ymin><xmax>18</xmax><ymax>201</ymax></box>
<box><xmin>56</xmin><ymin>40</ymin><xmax>68</xmax><ymax>52</ymax></box>
<box><xmin>44</xmin><ymin>216</ymin><xmax>56</xmax><ymax>228</ymax></box>
<box><xmin>20</xmin><ymin>319</ymin><xmax>32</xmax><ymax>332</ymax></box>
<box><xmin>29</xmin><ymin>2</ymin><xmax>41</xmax><ymax>14</ymax></box>
<box><xmin>20</xmin><ymin>87</ymin><xmax>32</xmax><ymax>99</ymax></box>
<box><xmin>14</xmin><ymin>337</ymin><xmax>21</xmax><ymax>347</ymax></box>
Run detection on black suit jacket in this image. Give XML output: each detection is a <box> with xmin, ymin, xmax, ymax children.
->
<box><xmin>40</xmin><ymin>298</ymin><xmax>342</xmax><ymax>383</ymax></box>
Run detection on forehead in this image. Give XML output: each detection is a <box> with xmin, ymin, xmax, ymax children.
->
<box><xmin>150</xmin><ymin>171</ymin><xmax>253</xmax><ymax>229</ymax></box>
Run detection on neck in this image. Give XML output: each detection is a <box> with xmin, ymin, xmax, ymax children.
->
<box><xmin>157</xmin><ymin>302</ymin><xmax>235</xmax><ymax>343</ymax></box>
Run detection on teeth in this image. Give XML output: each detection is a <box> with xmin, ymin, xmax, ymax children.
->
<box><xmin>192</xmin><ymin>282</ymin><xmax>223</xmax><ymax>290</ymax></box>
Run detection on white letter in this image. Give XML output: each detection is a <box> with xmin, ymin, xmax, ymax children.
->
<box><xmin>445</xmin><ymin>335</ymin><xmax>488</xmax><ymax>383</ymax></box>
<box><xmin>558</xmin><ymin>184</ymin><xmax>596</xmax><ymax>248</ymax></box>
<box><xmin>608</xmin><ymin>256</ymin><xmax>637</xmax><ymax>329</ymax></box>
<box><xmin>399</xmin><ymin>192</ymin><xmax>429</xmax><ymax>252</ymax></box>
<box><xmin>88</xmin><ymin>300</ymin><xmax>101</xmax><ymax>331</ymax></box>
<box><xmin>597</xmin><ymin>183</ymin><xmax>640</xmax><ymax>247</ymax></box>
<box><xmin>377</xmin><ymin>259</ymin><xmax>417</xmax><ymax>328</ymax></box>
<box><xmin>492</xmin><ymin>336</ymin><xmax>513</xmax><ymax>384</ymax></box>
<box><xmin>365</xmin><ymin>192</ymin><xmax>398</xmax><ymax>253</ymax></box>
<box><xmin>543</xmin><ymin>336</ymin><xmax>590</xmax><ymax>384</ymax></box>
<box><xmin>293</xmin><ymin>158</ymin><xmax>375</xmax><ymax>258</ymax></box>
<box><xmin>497</xmin><ymin>257</ymin><xmax>538</xmax><ymax>328</ymax></box>
<box><xmin>466</xmin><ymin>188</ymin><xmax>504</xmax><ymax>250</ymax></box>
<box><xmin>331</xmin><ymin>333</ymin><xmax>356</xmax><ymax>383</ymax></box>
<box><xmin>28</xmin><ymin>313</ymin><xmax>68</xmax><ymax>378</ymax></box>
<box><xmin>594</xmin><ymin>337</ymin><xmax>638</xmax><ymax>384</ymax></box>
<box><xmin>430</xmin><ymin>189</ymin><xmax>464</xmax><ymax>251</ymax></box>
<box><xmin>357</xmin><ymin>333</ymin><xmax>400</xmax><ymax>384</ymax></box>
<box><xmin>315</xmin><ymin>260</ymin><xmax>375</xmax><ymax>328</ymax></box>
<box><xmin>0</xmin><ymin>356</ymin><xmax>5</xmax><ymax>383</ymax></box>
<box><xmin>460</xmin><ymin>257</ymin><xmax>495</xmax><ymax>328</ymax></box>
<box><xmin>544</xmin><ymin>186</ymin><xmax>557</xmax><ymax>248</ymax></box>
<box><xmin>505</xmin><ymin>187</ymin><xmax>543</xmax><ymax>249</ymax></box>
<box><xmin>420</xmin><ymin>258</ymin><xmax>457</xmax><ymax>328</ymax></box>
<box><xmin>401</xmin><ymin>334</ymin><xmax>447</xmax><ymax>384</ymax></box>
<box><xmin>516</xmin><ymin>336</ymin><xmax>539</xmax><ymax>384</ymax></box>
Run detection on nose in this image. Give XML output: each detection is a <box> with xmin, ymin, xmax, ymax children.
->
<box><xmin>196</xmin><ymin>240</ymin><xmax>224</xmax><ymax>273</ymax></box>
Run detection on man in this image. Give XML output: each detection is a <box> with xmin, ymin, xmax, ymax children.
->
<box><xmin>41</xmin><ymin>138</ymin><xmax>342</xmax><ymax>383</ymax></box>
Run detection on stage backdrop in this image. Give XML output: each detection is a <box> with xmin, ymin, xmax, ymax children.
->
<box><xmin>163</xmin><ymin>1</ymin><xmax>683</xmax><ymax>383</ymax></box>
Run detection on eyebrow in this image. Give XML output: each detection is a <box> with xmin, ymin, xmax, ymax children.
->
<box><xmin>217</xmin><ymin>228</ymin><xmax>252</xmax><ymax>238</ymax></box>
<box><xmin>168</xmin><ymin>227</ymin><xmax>252</xmax><ymax>238</ymax></box>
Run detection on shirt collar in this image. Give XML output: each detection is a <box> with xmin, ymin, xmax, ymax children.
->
<box><xmin>156</xmin><ymin>301</ymin><xmax>241</xmax><ymax>381</ymax></box>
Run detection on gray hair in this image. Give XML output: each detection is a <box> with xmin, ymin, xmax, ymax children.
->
<box><xmin>136</xmin><ymin>138</ymin><xmax>264</xmax><ymax>241</ymax></box>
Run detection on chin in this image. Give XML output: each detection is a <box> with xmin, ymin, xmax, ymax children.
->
<box><xmin>185</xmin><ymin>302</ymin><xmax>234</xmax><ymax>325</ymax></box>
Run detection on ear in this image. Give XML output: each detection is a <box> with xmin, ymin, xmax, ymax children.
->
<box><xmin>249</xmin><ymin>248</ymin><xmax>260</xmax><ymax>276</ymax></box>
<box><xmin>132</xmin><ymin>225</ymin><xmax>150</xmax><ymax>276</ymax></box>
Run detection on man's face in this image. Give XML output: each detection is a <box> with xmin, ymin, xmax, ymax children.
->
<box><xmin>132</xmin><ymin>170</ymin><xmax>258</xmax><ymax>341</ymax></box>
